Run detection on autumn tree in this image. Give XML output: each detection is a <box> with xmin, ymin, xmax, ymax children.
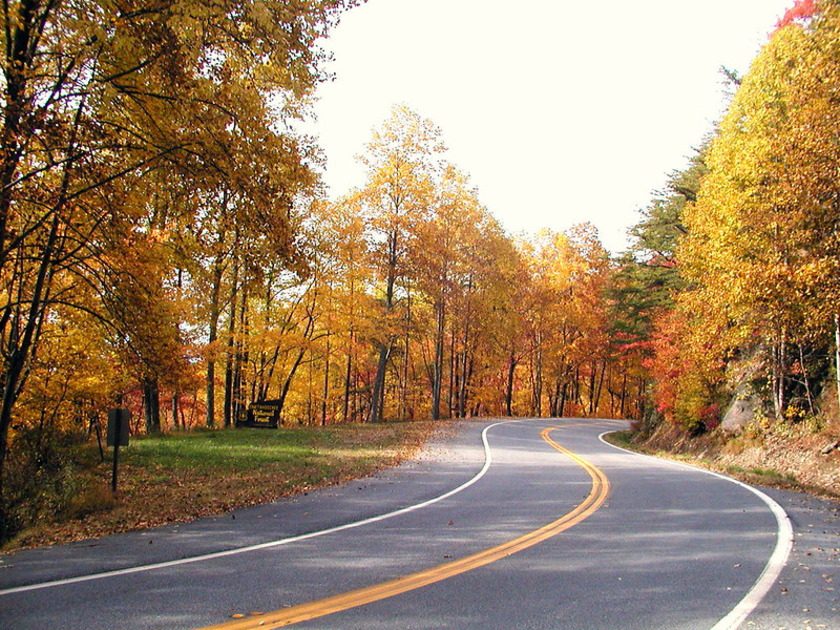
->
<box><xmin>356</xmin><ymin>105</ymin><xmax>443</xmax><ymax>422</ymax></box>
<box><xmin>608</xmin><ymin>151</ymin><xmax>707</xmax><ymax>425</ymax></box>
<box><xmin>680</xmin><ymin>0</ymin><xmax>839</xmax><ymax>422</ymax></box>
<box><xmin>0</xmin><ymin>0</ymin><xmax>355</xmax><ymax>529</ymax></box>
<box><xmin>412</xmin><ymin>166</ymin><xmax>489</xmax><ymax>418</ymax></box>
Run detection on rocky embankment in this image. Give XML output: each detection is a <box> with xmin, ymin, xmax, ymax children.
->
<box><xmin>640</xmin><ymin>419</ymin><xmax>839</xmax><ymax>499</ymax></box>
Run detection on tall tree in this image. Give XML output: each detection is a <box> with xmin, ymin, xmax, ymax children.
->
<box><xmin>0</xmin><ymin>0</ymin><xmax>355</xmax><ymax>509</ymax></box>
<box><xmin>357</xmin><ymin>105</ymin><xmax>443</xmax><ymax>422</ymax></box>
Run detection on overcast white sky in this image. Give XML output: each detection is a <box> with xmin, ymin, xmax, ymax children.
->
<box><xmin>311</xmin><ymin>0</ymin><xmax>794</xmax><ymax>253</ymax></box>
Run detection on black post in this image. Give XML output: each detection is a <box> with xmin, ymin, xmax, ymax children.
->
<box><xmin>107</xmin><ymin>406</ymin><xmax>130</xmax><ymax>494</ymax></box>
<box><xmin>111</xmin><ymin>419</ymin><xmax>121</xmax><ymax>494</ymax></box>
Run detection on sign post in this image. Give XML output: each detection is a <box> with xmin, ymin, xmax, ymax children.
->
<box><xmin>107</xmin><ymin>408</ymin><xmax>130</xmax><ymax>493</ymax></box>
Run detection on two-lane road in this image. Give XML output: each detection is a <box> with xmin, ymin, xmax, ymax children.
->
<box><xmin>0</xmin><ymin>419</ymin><xmax>804</xmax><ymax>628</ymax></box>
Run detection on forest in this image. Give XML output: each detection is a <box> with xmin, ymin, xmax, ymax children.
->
<box><xmin>0</xmin><ymin>0</ymin><xmax>837</xmax><ymax>539</ymax></box>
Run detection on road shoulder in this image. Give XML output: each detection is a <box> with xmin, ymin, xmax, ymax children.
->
<box><xmin>0</xmin><ymin>420</ymin><xmax>491</xmax><ymax>591</ymax></box>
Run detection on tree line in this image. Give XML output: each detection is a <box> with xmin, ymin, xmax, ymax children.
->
<box><xmin>2</xmin><ymin>0</ymin><xmax>836</xmax><ymax>539</ymax></box>
<box><xmin>0</xmin><ymin>0</ymin><xmax>640</xmax><ymax>536</ymax></box>
<box><xmin>614</xmin><ymin>0</ymin><xmax>839</xmax><ymax>434</ymax></box>
<box><xmin>273</xmin><ymin>105</ymin><xmax>638</xmax><ymax>428</ymax></box>
<box><xmin>0</xmin><ymin>0</ymin><xmax>357</xmax><ymax>536</ymax></box>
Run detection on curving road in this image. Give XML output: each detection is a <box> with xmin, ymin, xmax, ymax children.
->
<box><xmin>0</xmin><ymin>418</ymin><xmax>823</xmax><ymax>629</ymax></box>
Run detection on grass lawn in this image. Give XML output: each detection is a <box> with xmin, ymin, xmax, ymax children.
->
<box><xmin>4</xmin><ymin>421</ymin><xmax>441</xmax><ymax>552</ymax></box>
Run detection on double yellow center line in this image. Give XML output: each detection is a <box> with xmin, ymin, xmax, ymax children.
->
<box><xmin>203</xmin><ymin>426</ymin><xmax>610</xmax><ymax>629</ymax></box>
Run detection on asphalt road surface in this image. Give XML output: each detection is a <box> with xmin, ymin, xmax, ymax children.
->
<box><xmin>0</xmin><ymin>418</ymin><xmax>836</xmax><ymax>629</ymax></box>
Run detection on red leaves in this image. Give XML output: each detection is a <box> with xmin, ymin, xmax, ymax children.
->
<box><xmin>699</xmin><ymin>403</ymin><xmax>721</xmax><ymax>430</ymax></box>
<box><xmin>776</xmin><ymin>0</ymin><xmax>816</xmax><ymax>29</ymax></box>
<box><xmin>616</xmin><ymin>339</ymin><xmax>655</xmax><ymax>355</ymax></box>
<box><xmin>645</xmin><ymin>254</ymin><xmax>677</xmax><ymax>269</ymax></box>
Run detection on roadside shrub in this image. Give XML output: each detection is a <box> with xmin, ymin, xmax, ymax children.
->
<box><xmin>1</xmin><ymin>427</ymin><xmax>81</xmax><ymax>543</ymax></box>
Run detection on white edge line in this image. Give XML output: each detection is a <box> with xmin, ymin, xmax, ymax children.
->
<box><xmin>1</xmin><ymin>419</ymin><xmax>525</xmax><ymax>597</ymax></box>
<box><xmin>598</xmin><ymin>430</ymin><xmax>794</xmax><ymax>630</ymax></box>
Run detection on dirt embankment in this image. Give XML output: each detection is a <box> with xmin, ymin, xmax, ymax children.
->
<box><xmin>637</xmin><ymin>419</ymin><xmax>839</xmax><ymax>499</ymax></box>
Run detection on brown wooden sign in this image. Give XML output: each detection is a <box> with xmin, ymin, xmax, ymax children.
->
<box><xmin>238</xmin><ymin>400</ymin><xmax>281</xmax><ymax>428</ymax></box>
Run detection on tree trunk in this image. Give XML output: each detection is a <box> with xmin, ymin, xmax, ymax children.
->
<box><xmin>505</xmin><ymin>351</ymin><xmax>517</xmax><ymax>417</ymax></box>
<box><xmin>532</xmin><ymin>341</ymin><xmax>543</xmax><ymax>417</ymax></box>
<box><xmin>0</xmin><ymin>208</ymin><xmax>62</xmax><ymax>504</ymax></box>
<box><xmin>772</xmin><ymin>328</ymin><xmax>786</xmax><ymax>421</ymax></box>
<box><xmin>835</xmin><ymin>313</ymin><xmax>840</xmax><ymax>416</ymax></box>
<box><xmin>559</xmin><ymin>382</ymin><xmax>568</xmax><ymax>418</ymax></box>
<box><xmin>798</xmin><ymin>344</ymin><xmax>815</xmax><ymax>415</ymax></box>
<box><xmin>143</xmin><ymin>377</ymin><xmax>161</xmax><ymax>434</ymax></box>
<box><xmin>369</xmin><ymin>230</ymin><xmax>397</xmax><ymax>423</ymax></box>
<box><xmin>342</xmin><ymin>276</ymin><xmax>356</xmax><ymax>424</ymax></box>
<box><xmin>457</xmin><ymin>276</ymin><xmax>473</xmax><ymax>419</ymax></box>
<box><xmin>457</xmin><ymin>352</ymin><xmax>467</xmax><ymax>418</ymax></box>
<box><xmin>277</xmin><ymin>347</ymin><xmax>307</xmax><ymax>417</ymax></box>
<box><xmin>637</xmin><ymin>377</ymin><xmax>646</xmax><ymax>420</ymax></box>
<box><xmin>400</xmin><ymin>286</ymin><xmax>411</xmax><ymax>420</ymax></box>
<box><xmin>343</xmin><ymin>330</ymin><xmax>353</xmax><ymax>422</ymax></box>
<box><xmin>307</xmin><ymin>350</ymin><xmax>314</xmax><ymax>425</ymax></box>
<box><xmin>587</xmin><ymin>362</ymin><xmax>597</xmax><ymax>416</ymax></box>
<box><xmin>232</xmin><ymin>281</ymin><xmax>249</xmax><ymax>425</ymax></box>
<box><xmin>353</xmin><ymin>363</ymin><xmax>361</xmax><ymax>423</ymax></box>
<box><xmin>275</xmin><ymin>301</ymin><xmax>317</xmax><ymax>420</ymax></box>
<box><xmin>448</xmin><ymin>331</ymin><xmax>456</xmax><ymax>417</ymax></box>
<box><xmin>458</xmin><ymin>353</ymin><xmax>473</xmax><ymax>418</ymax></box>
<box><xmin>322</xmin><ymin>336</ymin><xmax>331</xmax><ymax>426</ymax></box>
<box><xmin>551</xmin><ymin>380</ymin><xmax>562</xmax><ymax>417</ymax></box>
<box><xmin>206</xmin><ymin>249</ymin><xmax>224</xmax><ymax>428</ymax></box>
<box><xmin>257</xmin><ymin>281</ymin><xmax>273</xmax><ymax>399</ymax></box>
<box><xmin>171</xmin><ymin>394</ymin><xmax>180</xmax><ymax>430</ymax></box>
<box><xmin>432</xmin><ymin>300</ymin><xmax>445</xmax><ymax>419</ymax></box>
<box><xmin>548</xmin><ymin>385</ymin><xmax>556</xmax><ymax>418</ymax></box>
<box><xmin>369</xmin><ymin>344</ymin><xmax>390</xmax><ymax>423</ymax></box>
<box><xmin>619</xmin><ymin>368</ymin><xmax>628</xmax><ymax>418</ymax></box>
<box><xmin>224</xmin><ymin>257</ymin><xmax>240</xmax><ymax>427</ymax></box>
<box><xmin>0</xmin><ymin>0</ymin><xmax>54</xmax><ymax>267</ymax></box>
<box><xmin>593</xmin><ymin>358</ymin><xmax>607</xmax><ymax>417</ymax></box>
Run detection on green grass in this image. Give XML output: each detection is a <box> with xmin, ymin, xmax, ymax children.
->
<box><xmin>2</xmin><ymin>421</ymin><xmax>439</xmax><ymax>551</ymax></box>
<box><xmin>604</xmin><ymin>430</ymin><xmax>634</xmax><ymax>448</ymax></box>
<box><xmin>725</xmin><ymin>464</ymin><xmax>798</xmax><ymax>484</ymax></box>
<box><xmin>122</xmin><ymin>427</ymin><xmax>332</xmax><ymax>472</ymax></box>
